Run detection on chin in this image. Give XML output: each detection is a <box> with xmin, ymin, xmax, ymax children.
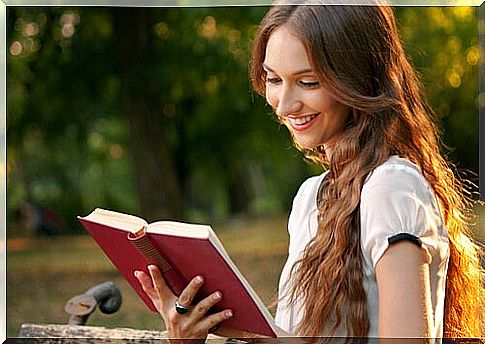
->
<box><xmin>294</xmin><ymin>138</ymin><xmax>325</xmax><ymax>151</ymax></box>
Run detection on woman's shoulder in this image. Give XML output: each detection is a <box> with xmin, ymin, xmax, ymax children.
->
<box><xmin>360</xmin><ymin>156</ymin><xmax>446</xmax><ymax>267</ymax></box>
<box><xmin>288</xmin><ymin>172</ymin><xmax>327</xmax><ymax>224</ymax></box>
<box><xmin>366</xmin><ymin>155</ymin><xmax>424</xmax><ymax>180</ymax></box>
<box><xmin>293</xmin><ymin>172</ymin><xmax>328</xmax><ymax>205</ymax></box>
<box><xmin>362</xmin><ymin>156</ymin><xmax>434</xmax><ymax>200</ymax></box>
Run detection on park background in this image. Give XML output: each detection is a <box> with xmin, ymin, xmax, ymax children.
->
<box><xmin>6</xmin><ymin>5</ymin><xmax>484</xmax><ymax>337</ymax></box>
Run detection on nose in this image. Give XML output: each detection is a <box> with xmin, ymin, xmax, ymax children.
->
<box><xmin>274</xmin><ymin>84</ymin><xmax>302</xmax><ymax>118</ymax></box>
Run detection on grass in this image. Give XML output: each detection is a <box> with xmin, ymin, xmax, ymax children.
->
<box><xmin>7</xmin><ymin>214</ymin><xmax>290</xmax><ymax>337</ymax></box>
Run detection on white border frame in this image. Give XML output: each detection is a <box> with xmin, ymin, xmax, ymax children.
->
<box><xmin>1</xmin><ymin>1</ymin><xmax>482</xmax><ymax>342</ymax></box>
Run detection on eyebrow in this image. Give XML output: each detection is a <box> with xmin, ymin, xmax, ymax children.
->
<box><xmin>262</xmin><ymin>63</ymin><xmax>314</xmax><ymax>76</ymax></box>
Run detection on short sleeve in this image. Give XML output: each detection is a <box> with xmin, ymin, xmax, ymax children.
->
<box><xmin>360</xmin><ymin>162</ymin><xmax>445</xmax><ymax>267</ymax></box>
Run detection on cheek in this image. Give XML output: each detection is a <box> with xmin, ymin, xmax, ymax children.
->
<box><xmin>318</xmin><ymin>96</ymin><xmax>348</xmax><ymax>118</ymax></box>
<box><xmin>314</xmin><ymin>94</ymin><xmax>337</xmax><ymax>111</ymax></box>
<box><xmin>265</xmin><ymin>88</ymin><xmax>278</xmax><ymax>110</ymax></box>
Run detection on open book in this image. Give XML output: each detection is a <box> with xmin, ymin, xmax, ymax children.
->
<box><xmin>78</xmin><ymin>208</ymin><xmax>278</xmax><ymax>338</ymax></box>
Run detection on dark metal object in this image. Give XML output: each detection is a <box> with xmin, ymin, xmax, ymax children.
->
<box><xmin>65</xmin><ymin>281</ymin><xmax>122</xmax><ymax>325</ymax></box>
<box><xmin>175</xmin><ymin>300</ymin><xmax>192</xmax><ymax>315</ymax></box>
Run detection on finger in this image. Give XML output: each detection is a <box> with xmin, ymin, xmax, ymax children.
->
<box><xmin>191</xmin><ymin>291</ymin><xmax>223</xmax><ymax>322</ymax></box>
<box><xmin>147</xmin><ymin>265</ymin><xmax>174</xmax><ymax>300</ymax></box>
<box><xmin>197</xmin><ymin>309</ymin><xmax>233</xmax><ymax>333</ymax></box>
<box><xmin>134</xmin><ymin>270</ymin><xmax>159</xmax><ymax>300</ymax></box>
<box><xmin>176</xmin><ymin>275</ymin><xmax>204</xmax><ymax>308</ymax></box>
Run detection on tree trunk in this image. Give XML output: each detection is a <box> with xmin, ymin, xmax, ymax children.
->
<box><xmin>113</xmin><ymin>8</ymin><xmax>184</xmax><ymax>221</ymax></box>
<box><xmin>228</xmin><ymin>166</ymin><xmax>251</xmax><ymax>216</ymax></box>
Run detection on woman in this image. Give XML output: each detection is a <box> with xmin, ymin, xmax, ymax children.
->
<box><xmin>135</xmin><ymin>2</ymin><xmax>483</xmax><ymax>341</ymax></box>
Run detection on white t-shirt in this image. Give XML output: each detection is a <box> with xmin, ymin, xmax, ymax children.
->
<box><xmin>275</xmin><ymin>156</ymin><xmax>449</xmax><ymax>338</ymax></box>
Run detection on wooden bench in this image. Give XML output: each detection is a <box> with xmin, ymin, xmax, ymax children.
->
<box><xmin>18</xmin><ymin>324</ymin><xmax>229</xmax><ymax>343</ymax></box>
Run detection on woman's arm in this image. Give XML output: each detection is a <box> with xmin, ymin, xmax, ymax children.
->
<box><xmin>375</xmin><ymin>240</ymin><xmax>433</xmax><ymax>340</ymax></box>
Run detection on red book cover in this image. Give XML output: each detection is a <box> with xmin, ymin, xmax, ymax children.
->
<box><xmin>78</xmin><ymin>208</ymin><xmax>277</xmax><ymax>338</ymax></box>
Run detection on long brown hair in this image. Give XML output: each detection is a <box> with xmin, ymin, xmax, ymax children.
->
<box><xmin>251</xmin><ymin>3</ymin><xmax>483</xmax><ymax>338</ymax></box>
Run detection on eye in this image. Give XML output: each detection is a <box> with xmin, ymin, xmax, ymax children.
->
<box><xmin>299</xmin><ymin>80</ymin><xmax>320</xmax><ymax>88</ymax></box>
<box><xmin>266</xmin><ymin>77</ymin><xmax>281</xmax><ymax>85</ymax></box>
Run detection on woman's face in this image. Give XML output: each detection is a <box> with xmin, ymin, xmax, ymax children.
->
<box><xmin>263</xmin><ymin>25</ymin><xmax>350</xmax><ymax>150</ymax></box>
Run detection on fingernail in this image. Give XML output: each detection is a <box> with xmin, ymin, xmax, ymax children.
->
<box><xmin>213</xmin><ymin>291</ymin><xmax>222</xmax><ymax>300</ymax></box>
<box><xmin>225</xmin><ymin>310</ymin><xmax>233</xmax><ymax>317</ymax></box>
<box><xmin>195</xmin><ymin>276</ymin><xmax>204</xmax><ymax>284</ymax></box>
<box><xmin>134</xmin><ymin>271</ymin><xmax>140</xmax><ymax>278</ymax></box>
<box><xmin>148</xmin><ymin>265</ymin><xmax>156</xmax><ymax>270</ymax></box>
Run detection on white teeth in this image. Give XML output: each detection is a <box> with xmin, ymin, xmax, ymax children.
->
<box><xmin>289</xmin><ymin>114</ymin><xmax>318</xmax><ymax>125</ymax></box>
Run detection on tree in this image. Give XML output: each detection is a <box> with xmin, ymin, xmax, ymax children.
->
<box><xmin>113</xmin><ymin>8</ymin><xmax>184</xmax><ymax>221</ymax></box>
<box><xmin>6</xmin><ymin>6</ymin><xmax>479</xmax><ymax>235</ymax></box>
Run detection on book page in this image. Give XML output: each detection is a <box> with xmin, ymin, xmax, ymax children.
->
<box><xmin>148</xmin><ymin>221</ymin><xmax>212</xmax><ymax>239</ymax></box>
<box><xmin>82</xmin><ymin>208</ymin><xmax>148</xmax><ymax>233</ymax></box>
<box><xmin>205</xmin><ymin>233</ymin><xmax>276</xmax><ymax>327</ymax></box>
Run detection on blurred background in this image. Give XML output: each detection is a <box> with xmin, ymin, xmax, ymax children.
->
<box><xmin>6</xmin><ymin>6</ymin><xmax>483</xmax><ymax>337</ymax></box>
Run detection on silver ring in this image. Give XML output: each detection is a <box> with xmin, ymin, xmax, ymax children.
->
<box><xmin>175</xmin><ymin>300</ymin><xmax>192</xmax><ymax>315</ymax></box>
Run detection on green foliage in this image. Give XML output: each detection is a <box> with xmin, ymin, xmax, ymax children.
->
<box><xmin>6</xmin><ymin>6</ymin><xmax>479</xmax><ymax>236</ymax></box>
<box><xmin>395</xmin><ymin>7</ymin><xmax>479</xmax><ymax>172</ymax></box>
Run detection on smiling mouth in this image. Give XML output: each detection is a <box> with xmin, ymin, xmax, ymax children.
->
<box><xmin>287</xmin><ymin>113</ymin><xmax>319</xmax><ymax>126</ymax></box>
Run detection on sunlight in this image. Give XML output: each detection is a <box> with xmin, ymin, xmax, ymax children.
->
<box><xmin>154</xmin><ymin>22</ymin><xmax>169</xmax><ymax>39</ymax></box>
<box><xmin>23</xmin><ymin>22</ymin><xmax>39</xmax><ymax>37</ymax></box>
<box><xmin>447</xmin><ymin>35</ymin><xmax>462</xmax><ymax>54</ymax></box>
<box><xmin>9</xmin><ymin>41</ymin><xmax>22</xmax><ymax>56</ymax></box>
<box><xmin>447</xmin><ymin>71</ymin><xmax>461</xmax><ymax>88</ymax></box>
<box><xmin>60</xmin><ymin>12</ymin><xmax>80</xmax><ymax>39</ymax></box>
<box><xmin>199</xmin><ymin>16</ymin><xmax>217</xmax><ymax>39</ymax></box>
<box><xmin>61</xmin><ymin>24</ymin><xmax>75</xmax><ymax>38</ymax></box>
<box><xmin>428</xmin><ymin>8</ymin><xmax>453</xmax><ymax>31</ymax></box>
<box><xmin>88</xmin><ymin>132</ymin><xmax>104</xmax><ymax>150</ymax></box>
<box><xmin>466</xmin><ymin>45</ymin><xmax>479</xmax><ymax>66</ymax></box>
<box><xmin>452</xmin><ymin>7</ymin><xmax>474</xmax><ymax>21</ymax></box>
<box><xmin>109</xmin><ymin>144</ymin><xmax>124</xmax><ymax>160</ymax></box>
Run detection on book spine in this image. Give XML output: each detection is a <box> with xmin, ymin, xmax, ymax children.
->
<box><xmin>128</xmin><ymin>234</ymin><xmax>186</xmax><ymax>296</ymax></box>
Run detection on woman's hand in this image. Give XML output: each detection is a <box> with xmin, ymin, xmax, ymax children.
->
<box><xmin>134</xmin><ymin>265</ymin><xmax>233</xmax><ymax>343</ymax></box>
